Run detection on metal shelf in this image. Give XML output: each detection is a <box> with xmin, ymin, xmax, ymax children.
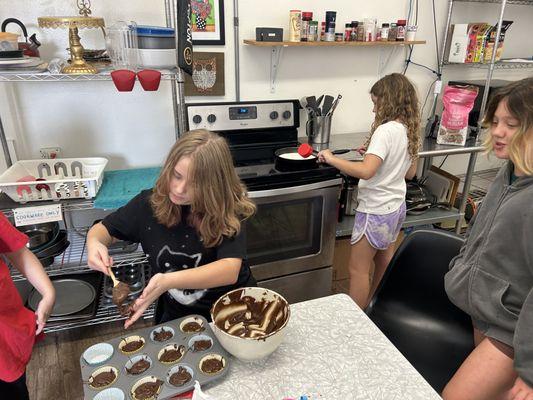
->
<box><xmin>43</xmin><ymin>263</ymin><xmax>155</xmax><ymax>334</ymax></box>
<box><xmin>443</xmin><ymin>61</ymin><xmax>533</xmax><ymax>69</ymax></box>
<box><xmin>336</xmin><ymin>207</ymin><xmax>463</xmax><ymax>237</ymax></box>
<box><xmin>0</xmin><ymin>195</ymin><xmax>96</xmax><ymax>218</ymax></box>
<box><xmin>10</xmin><ymin>228</ymin><xmax>146</xmax><ymax>281</ymax></box>
<box><xmin>0</xmin><ymin>70</ymin><xmax>178</xmax><ymax>83</ymax></box>
<box><xmin>454</xmin><ymin>0</ymin><xmax>533</xmax><ymax>4</ymax></box>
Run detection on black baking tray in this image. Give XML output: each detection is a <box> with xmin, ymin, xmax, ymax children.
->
<box><xmin>38</xmin><ymin>271</ymin><xmax>103</xmax><ymax>324</ymax></box>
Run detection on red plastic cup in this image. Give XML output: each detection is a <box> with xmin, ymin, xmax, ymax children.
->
<box><xmin>110</xmin><ymin>69</ymin><xmax>136</xmax><ymax>92</ymax></box>
<box><xmin>137</xmin><ymin>69</ymin><xmax>162</xmax><ymax>91</ymax></box>
<box><xmin>297</xmin><ymin>143</ymin><xmax>316</xmax><ymax>158</ymax></box>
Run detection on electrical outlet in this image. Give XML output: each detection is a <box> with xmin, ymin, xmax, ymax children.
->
<box><xmin>40</xmin><ymin>147</ymin><xmax>61</xmax><ymax>159</ymax></box>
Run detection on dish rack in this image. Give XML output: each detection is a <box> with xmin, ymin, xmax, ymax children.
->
<box><xmin>0</xmin><ymin>157</ymin><xmax>107</xmax><ymax>203</ymax></box>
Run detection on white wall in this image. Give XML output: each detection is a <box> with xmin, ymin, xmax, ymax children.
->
<box><xmin>1</xmin><ymin>0</ymin><xmax>532</xmax><ymax>175</ymax></box>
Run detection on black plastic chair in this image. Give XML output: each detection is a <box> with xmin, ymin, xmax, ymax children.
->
<box><xmin>366</xmin><ymin>229</ymin><xmax>475</xmax><ymax>393</ymax></box>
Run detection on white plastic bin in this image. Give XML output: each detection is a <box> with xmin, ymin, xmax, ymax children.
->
<box><xmin>0</xmin><ymin>157</ymin><xmax>108</xmax><ymax>203</ymax></box>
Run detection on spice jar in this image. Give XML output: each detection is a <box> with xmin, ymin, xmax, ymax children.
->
<box><xmin>356</xmin><ymin>23</ymin><xmax>365</xmax><ymax>41</ymax></box>
<box><xmin>301</xmin><ymin>11</ymin><xmax>313</xmax><ymax>42</ymax></box>
<box><xmin>380</xmin><ymin>23</ymin><xmax>390</xmax><ymax>41</ymax></box>
<box><xmin>320</xmin><ymin>21</ymin><xmax>326</xmax><ymax>41</ymax></box>
<box><xmin>350</xmin><ymin>21</ymin><xmax>359</xmax><ymax>41</ymax></box>
<box><xmin>388</xmin><ymin>22</ymin><xmax>398</xmax><ymax>41</ymax></box>
<box><xmin>396</xmin><ymin>19</ymin><xmax>406</xmax><ymax>41</ymax></box>
<box><xmin>344</xmin><ymin>23</ymin><xmax>353</xmax><ymax>41</ymax></box>
<box><xmin>335</xmin><ymin>32</ymin><xmax>344</xmax><ymax>42</ymax></box>
<box><xmin>308</xmin><ymin>21</ymin><xmax>319</xmax><ymax>42</ymax></box>
<box><xmin>289</xmin><ymin>10</ymin><xmax>302</xmax><ymax>42</ymax></box>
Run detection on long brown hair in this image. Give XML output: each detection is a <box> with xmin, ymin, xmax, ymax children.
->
<box><xmin>482</xmin><ymin>77</ymin><xmax>533</xmax><ymax>175</ymax></box>
<box><xmin>367</xmin><ymin>73</ymin><xmax>420</xmax><ymax>160</ymax></box>
<box><xmin>151</xmin><ymin>129</ymin><xmax>256</xmax><ymax>247</ymax></box>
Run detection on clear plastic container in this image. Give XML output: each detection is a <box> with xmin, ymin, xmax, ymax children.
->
<box><xmin>105</xmin><ymin>21</ymin><xmax>139</xmax><ymax>70</ymax></box>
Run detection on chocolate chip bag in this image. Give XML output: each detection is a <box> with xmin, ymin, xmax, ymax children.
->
<box><xmin>437</xmin><ymin>85</ymin><xmax>479</xmax><ymax>146</ymax></box>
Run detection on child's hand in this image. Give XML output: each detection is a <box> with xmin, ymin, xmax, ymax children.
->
<box><xmin>35</xmin><ymin>293</ymin><xmax>55</xmax><ymax>335</ymax></box>
<box><xmin>87</xmin><ymin>240</ymin><xmax>113</xmax><ymax>275</ymax></box>
<box><xmin>356</xmin><ymin>146</ymin><xmax>367</xmax><ymax>155</ymax></box>
<box><xmin>124</xmin><ymin>273</ymin><xmax>168</xmax><ymax>329</ymax></box>
<box><xmin>509</xmin><ymin>377</ymin><xmax>533</xmax><ymax>399</ymax></box>
<box><xmin>317</xmin><ymin>149</ymin><xmax>334</xmax><ymax>164</ymax></box>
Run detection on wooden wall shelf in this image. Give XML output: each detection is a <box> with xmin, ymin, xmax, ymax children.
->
<box><xmin>244</xmin><ymin>39</ymin><xmax>426</xmax><ymax>47</ymax></box>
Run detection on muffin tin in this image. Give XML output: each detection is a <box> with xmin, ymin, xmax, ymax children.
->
<box><xmin>80</xmin><ymin>315</ymin><xmax>229</xmax><ymax>400</ymax></box>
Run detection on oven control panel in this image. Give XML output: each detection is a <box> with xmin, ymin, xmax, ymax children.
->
<box><xmin>186</xmin><ymin>101</ymin><xmax>297</xmax><ymax>131</ymax></box>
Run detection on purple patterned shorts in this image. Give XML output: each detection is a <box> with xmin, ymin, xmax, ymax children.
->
<box><xmin>350</xmin><ymin>202</ymin><xmax>406</xmax><ymax>250</ymax></box>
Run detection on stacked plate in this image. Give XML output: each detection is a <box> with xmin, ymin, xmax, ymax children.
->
<box><xmin>0</xmin><ymin>55</ymin><xmax>45</xmax><ymax>72</ymax></box>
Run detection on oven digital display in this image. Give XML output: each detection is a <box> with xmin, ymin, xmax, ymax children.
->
<box><xmin>229</xmin><ymin>106</ymin><xmax>257</xmax><ymax>120</ymax></box>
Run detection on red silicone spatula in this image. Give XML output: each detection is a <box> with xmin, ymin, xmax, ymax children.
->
<box><xmin>297</xmin><ymin>143</ymin><xmax>353</xmax><ymax>158</ymax></box>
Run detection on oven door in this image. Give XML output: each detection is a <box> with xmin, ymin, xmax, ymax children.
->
<box><xmin>246</xmin><ymin>178</ymin><xmax>342</xmax><ymax>281</ymax></box>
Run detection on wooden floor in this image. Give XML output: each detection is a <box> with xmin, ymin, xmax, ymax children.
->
<box><xmin>26</xmin><ymin>319</ymin><xmax>152</xmax><ymax>400</ymax></box>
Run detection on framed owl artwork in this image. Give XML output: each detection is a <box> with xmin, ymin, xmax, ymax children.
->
<box><xmin>184</xmin><ymin>52</ymin><xmax>225</xmax><ymax>96</ymax></box>
<box><xmin>191</xmin><ymin>0</ymin><xmax>225</xmax><ymax>45</ymax></box>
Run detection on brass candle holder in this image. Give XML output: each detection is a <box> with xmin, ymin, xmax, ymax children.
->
<box><xmin>38</xmin><ymin>1</ymin><xmax>104</xmax><ymax>74</ymax></box>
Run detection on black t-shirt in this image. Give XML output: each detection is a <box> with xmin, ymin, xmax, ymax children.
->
<box><xmin>102</xmin><ymin>190</ymin><xmax>254</xmax><ymax>319</ymax></box>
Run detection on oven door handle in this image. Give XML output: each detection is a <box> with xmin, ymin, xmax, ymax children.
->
<box><xmin>248</xmin><ymin>178</ymin><xmax>342</xmax><ymax>198</ymax></box>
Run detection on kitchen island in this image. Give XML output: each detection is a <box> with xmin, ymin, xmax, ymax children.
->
<box><xmin>28</xmin><ymin>294</ymin><xmax>441</xmax><ymax>399</ymax></box>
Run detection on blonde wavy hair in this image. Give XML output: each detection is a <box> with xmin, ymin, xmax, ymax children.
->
<box><xmin>482</xmin><ymin>77</ymin><xmax>533</xmax><ymax>175</ymax></box>
<box><xmin>366</xmin><ymin>73</ymin><xmax>420</xmax><ymax>160</ymax></box>
<box><xmin>151</xmin><ymin>129</ymin><xmax>256</xmax><ymax>247</ymax></box>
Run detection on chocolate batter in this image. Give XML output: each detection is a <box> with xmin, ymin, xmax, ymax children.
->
<box><xmin>182</xmin><ymin>321</ymin><xmax>204</xmax><ymax>333</ymax></box>
<box><xmin>126</xmin><ymin>358</ymin><xmax>150</xmax><ymax>375</ymax></box>
<box><xmin>169</xmin><ymin>366</ymin><xmax>192</xmax><ymax>387</ymax></box>
<box><xmin>159</xmin><ymin>345</ymin><xmax>185</xmax><ymax>363</ymax></box>
<box><xmin>192</xmin><ymin>339</ymin><xmax>212</xmax><ymax>352</ymax></box>
<box><xmin>200</xmin><ymin>358</ymin><xmax>224</xmax><ymax>374</ymax></box>
<box><xmin>119</xmin><ymin>303</ymin><xmax>135</xmax><ymax>318</ymax></box>
<box><xmin>213</xmin><ymin>290</ymin><xmax>288</xmax><ymax>338</ymax></box>
<box><xmin>133</xmin><ymin>379</ymin><xmax>163</xmax><ymax>400</ymax></box>
<box><xmin>112</xmin><ymin>281</ymin><xmax>131</xmax><ymax>307</ymax></box>
<box><xmin>121</xmin><ymin>339</ymin><xmax>144</xmax><ymax>353</ymax></box>
<box><xmin>153</xmin><ymin>327</ymin><xmax>173</xmax><ymax>342</ymax></box>
<box><xmin>90</xmin><ymin>369</ymin><xmax>116</xmax><ymax>388</ymax></box>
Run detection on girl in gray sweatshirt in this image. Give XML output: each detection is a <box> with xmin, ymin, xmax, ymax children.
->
<box><xmin>444</xmin><ymin>77</ymin><xmax>533</xmax><ymax>399</ymax></box>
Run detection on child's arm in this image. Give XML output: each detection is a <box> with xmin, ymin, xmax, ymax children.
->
<box><xmin>124</xmin><ymin>258</ymin><xmax>241</xmax><ymax>328</ymax></box>
<box><xmin>405</xmin><ymin>161</ymin><xmax>418</xmax><ymax>180</ymax></box>
<box><xmin>318</xmin><ymin>149</ymin><xmax>382</xmax><ymax>180</ymax></box>
<box><xmin>6</xmin><ymin>248</ymin><xmax>55</xmax><ymax>334</ymax></box>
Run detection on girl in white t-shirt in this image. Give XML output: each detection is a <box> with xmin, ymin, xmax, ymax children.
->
<box><xmin>318</xmin><ymin>73</ymin><xmax>420</xmax><ymax>309</ymax></box>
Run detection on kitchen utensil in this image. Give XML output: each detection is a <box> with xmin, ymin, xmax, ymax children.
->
<box><xmin>306</xmin><ymin>115</ymin><xmax>332</xmax><ymax>145</ymax></box>
<box><xmin>137</xmin><ymin>69</ymin><xmax>162</xmax><ymax>91</ymax></box>
<box><xmin>327</xmin><ymin>94</ymin><xmax>342</xmax><ymax>116</ymax></box>
<box><xmin>297</xmin><ymin>143</ymin><xmax>351</xmax><ymax>158</ymax></box>
<box><xmin>1</xmin><ymin>18</ymin><xmax>41</xmax><ymax>57</ymax></box>
<box><xmin>17</xmin><ymin>221</ymin><xmax>59</xmax><ymax>250</ymax></box>
<box><xmin>321</xmin><ymin>95</ymin><xmax>334</xmax><ymax>116</ymax></box>
<box><xmin>110</xmin><ymin>69</ymin><xmax>136</xmax><ymax>92</ymax></box>
<box><xmin>29</xmin><ymin>278</ymin><xmax>96</xmax><ymax>316</ymax></box>
<box><xmin>274</xmin><ymin>146</ymin><xmax>319</xmax><ymax>171</ymax></box>
<box><xmin>108</xmin><ymin>266</ymin><xmax>131</xmax><ymax>307</ymax></box>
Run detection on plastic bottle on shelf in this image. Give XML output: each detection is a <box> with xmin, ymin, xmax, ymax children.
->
<box><xmin>396</xmin><ymin>19</ymin><xmax>406</xmax><ymax>41</ymax></box>
<box><xmin>301</xmin><ymin>11</ymin><xmax>313</xmax><ymax>42</ymax></box>
<box><xmin>289</xmin><ymin>10</ymin><xmax>302</xmax><ymax>42</ymax></box>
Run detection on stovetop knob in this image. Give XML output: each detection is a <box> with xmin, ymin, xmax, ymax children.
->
<box><xmin>282</xmin><ymin>110</ymin><xmax>291</xmax><ymax>119</ymax></box>
<box><xmin>207</xmin><ymin>114</ymin><xmax>217</xmax><ymax>123</ymax></box>
<box><xmin>192</xmin><ymin>115</ymin><xmax>202</xmax><ymax>124</ymax></box>
<box><xmin>269</xmin><ymin>111</ymin><xmax>279</xmax><ymax>120</ymax></box>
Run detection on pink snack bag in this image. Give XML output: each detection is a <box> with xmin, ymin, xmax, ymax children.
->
<box><xmin>437</xmin><ymin>85</ymin><xmax>479</xmax><ymax>146</ymax></box>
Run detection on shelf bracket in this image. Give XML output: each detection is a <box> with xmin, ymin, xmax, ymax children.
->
<box><xmin>270</xmin><ymin>46</ymin><xmax>283</xmax><ymax>93</ymax></box>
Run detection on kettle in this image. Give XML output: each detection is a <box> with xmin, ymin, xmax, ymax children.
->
<box><xmin>1</xmin><ymin>18</ymin><xmax>40</xmax><ymax>57</ymax></box>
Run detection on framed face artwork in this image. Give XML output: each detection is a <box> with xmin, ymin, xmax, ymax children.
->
<box><xmin>191</xmin><ymin>0</ymin><xmax>225</xmax><ymax>45</ymax></box>
<box><xmin>184</xmin><ymin>52</ymin><xmax>225</xmax><ymax>96</ymax></box>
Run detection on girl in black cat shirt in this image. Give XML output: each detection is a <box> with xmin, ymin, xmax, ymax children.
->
<box><xmin>87</xmin><ymin>130</ymin><xmax>256</xmax><ymax>328</ymax></box>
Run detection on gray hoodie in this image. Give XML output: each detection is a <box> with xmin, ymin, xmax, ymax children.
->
<box><xmin>445</xmin><ymin>162</ymin><xmax>533</xmax><ymax>386</ymax></box>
